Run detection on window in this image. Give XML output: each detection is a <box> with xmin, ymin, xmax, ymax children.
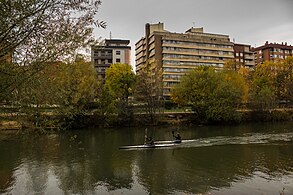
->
<box><xmin>116</xmin><ymin>51</ymin><xmax>121</xmax><ymax>55</ymax></box>
<box><xmin>116</xmin><ymin>58</ymin><xmax>121</xmax><ymax>63</ymax></box>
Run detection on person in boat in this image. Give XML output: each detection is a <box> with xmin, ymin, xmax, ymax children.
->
<box><xmin>172</xmin><ymin>131</ymin><xmax>181</xmax><ymax>141</ymax></box>
<box><xmin>144</xmin><ymin>128</ymin><xmax>148</xmax><ymax>144</ymax></box>
<box><xmin>146</xmin><ymin>136</ymin><xmax>154</xmax><ymax>145</ymax></box>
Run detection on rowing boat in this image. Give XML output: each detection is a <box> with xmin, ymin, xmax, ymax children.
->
<box><xmin>119</xmin><ymin>139</ymin><xmax>197</xmax><ymax>150</ymax></box>
<box><xmin>119</xmin><ymin>139</ymin><xmax>190</xmax><ymax>150</ymax></box>
<box><xmin>155</xmin><ymin>140</ymin><xmax>181</xmax><ymax>144</ymax></box>
<box><xmin>119</xmin><ymin>142</ymin><xmax>179</xmax><ymax>150</ymax></box>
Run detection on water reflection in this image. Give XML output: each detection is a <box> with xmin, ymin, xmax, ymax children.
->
<box><xmin>0</xmin><ymin>123</ymin><xmax>293</xmax><ymax>194</ymax></box>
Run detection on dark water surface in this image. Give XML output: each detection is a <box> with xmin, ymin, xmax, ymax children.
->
<box><xmin>1</xmin><ymin>122</ymin><xmax>293</xmax><ymax>195</ymax></box>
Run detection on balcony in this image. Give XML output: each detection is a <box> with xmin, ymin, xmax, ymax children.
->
<box><xmin>94</xmin><ymin>54</ymin><xmax>112</xmax><ymax>59</ymax></box>
<box><xmin>244</xmin><ymin>54</ymin><xmax>254</xmax><ymax>60</ymax></box>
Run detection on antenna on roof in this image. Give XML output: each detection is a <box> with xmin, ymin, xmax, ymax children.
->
<box><xmin>110</xmin><ymin>31</ymin><xmax>112</xmax><ymax>39</ymax></box>
<box><xmin>193</xmin><ymin>22</ymin><xmax>196</xmax><ymax>27</ymax></box>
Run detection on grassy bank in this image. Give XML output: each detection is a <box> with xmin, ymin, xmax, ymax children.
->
<box><xmin>1</xmin><ymin>109</ymin><xmax>292</xmax><ymax>132</ymax></box>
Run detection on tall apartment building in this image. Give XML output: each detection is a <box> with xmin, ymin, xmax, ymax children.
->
<box><xmin>135</xmin><ymin>23</ymin><xmax>234</xmax><ymax>98</ymax></box>
<box><xmin>252</xmin><ymin>41</ymin><xmax>293</xmax><ymax>64</ymax></box>
<box><xmin>91</xmin><ymin>39</ymin><xmax>131</xmax><ymax>80</ymax></box>
<box><xmin>233</xmin><ymin>43</ymin><xmax>255</xmax><ymax>68</ymax></box>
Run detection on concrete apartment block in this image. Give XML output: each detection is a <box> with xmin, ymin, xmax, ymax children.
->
<box><xmin>91</xmin><ymin>39</ymin><xmax>131</xmax><ymax>81</ymax></box>
<box><xmin>135</xmin><ymin>22</ymin><xmax>234</xmax><ymax>98</ymax></box>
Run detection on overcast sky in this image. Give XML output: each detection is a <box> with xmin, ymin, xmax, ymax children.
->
<box><xmin>93</xmin><ymin>0</ymin><xmax>293</xmax><ymax>66</ymax></box>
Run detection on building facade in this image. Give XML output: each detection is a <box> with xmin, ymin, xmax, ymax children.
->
<box><xmin>91</xmin><ymin>39</ymin><xmax>131</xmax><ymax>80</ymax></box>
<box><xmin>135</xmin><ymin>23</ymin><xmax>234</xmax><ymax>98</ymax></box>
<box><xmin>233</xmin><ymin>43</ymin><xmax>255</xmax><ymax>68</ymax></box>
<box><xmin>252</xmin><ymin>41</ymin><xmax>293</xmax><ymax>64</ymax></box>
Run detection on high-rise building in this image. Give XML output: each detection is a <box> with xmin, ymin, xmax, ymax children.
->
<box><xmin>135</xmin><ymin>23</ymin><xmax>234</xmax><ymax>98</ymax></box>
<box><xmin>233</xmin><ymin>43</ymin><xmax>255</xmax><ymax>68</ymax></box>
<box><xmin>91</xmin><ymin>39</ymin><xmax>131</xmax><ymax>80</ymax></box>
<box><xmin>252</xmin><ymin>41</ymin><xmax>293</xmax><ymax>64</ymax></box>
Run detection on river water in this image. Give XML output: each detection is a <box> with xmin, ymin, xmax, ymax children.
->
<box><xmin>0</xmin><ymin>122</ymin><xmax>293</xmax><ymax>195</ymax></box>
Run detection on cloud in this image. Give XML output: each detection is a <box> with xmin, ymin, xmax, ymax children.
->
<box><xmin>95</xmin><ymin>0</ymin><xmax>293</xmax><ymax>66</ymax></box>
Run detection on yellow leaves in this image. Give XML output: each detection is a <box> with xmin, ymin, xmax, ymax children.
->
<box><xmin>51</xmin><ymin>60</ymin><xmax>99</xmax><ymax>106</ymax></box>
<box><xmin>238</xmin><ymin>67</ymin><xmax>249</xmax><ymax>77</ymax></box>
<box><xmin>224</xmin><ymin>60</ymin><xmax>243</xmax><ymax>71</ymax></box>
<box><xmin>105</xmin><ymin>63</ymin><xmax>136</xmax><ymax>99</ymax></box>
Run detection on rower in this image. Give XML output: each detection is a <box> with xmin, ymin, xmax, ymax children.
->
<box><xmin>144</xmin><ymin>128</ymin><xmax>155</xmax><ymax>145</ymax></box>
<box><xmin>172</xmin><ymin>131</ymin><xmax>181</xmax><ymax>141</ymax></box>
<box><xmin>146</xmin><ymin>136</ymin><xmax>154</xmax><ymax>145</ymax></box>
<box><xmin>144</xmin><ymin>128</ymin><xmax>148</xmax><ymax>144</ymax></box>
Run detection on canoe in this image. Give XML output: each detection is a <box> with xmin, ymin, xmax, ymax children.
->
<box><xmin>119</xmin><ymin>142</ymin><xmax>179</xmax><ymax>150</ymax></box>
<box><xmin>155</xmin><ymin>140</ymin><xmax>182</xmax><ymax>144</ymax></box>
<box><xmin>119</xmin><ymin>139</ymin><xmax>196</xmax><ymax>150</ymax></box>
<box><xmin>154</xmin><ymin>139</ymin><xmax>197</xmax><ymax>144</ymax></box>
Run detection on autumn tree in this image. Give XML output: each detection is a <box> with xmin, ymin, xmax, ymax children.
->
<box><xmin>224</xmin><ymin>59</ymin><xmax>252</xmax><ymax>81</ymax></box>
<box><xmin>134</xmin><ymin>62</ymin><xmax>164</xmax><ymax>124</ymax></box>
<box><xmin>172</xmin><ymin>66</ymin><xmax>247</xmax><ymax>123</ymax></box>
<box><xmin>223</xmin><ymin>59</ymin><xmax>244</xmax><ymax>72</ymax></box>
<box><xmin>94</xmin><ymin>84</ymin><xmax>117</xmax><ymax>126</ymax></box>
<box><xmin>283</xmin><ymin>56</ymin><xmax>293</xmax><ymax>102</ymax></box>
<box><xmin>0</xmin><ymin>0</ymin><xmax>105</xmax><ymax>102</ymax></box>
<box><xmin>249</xmin><ymin>61</ymin><xmax>277</xmax><ymax>111</ymax></box>
<box><xmin>53</xmin><ymin>57</ymin><xmax>99</xmax><ymax>129</ymax></box>
<box><xmin>10</xmin><ymin>56</ymin><xmax>99</xmax><ymax>129</ymax></box>
<box><xmin>105</xmin><ymin>64</ymin><xmax>136</xmax><ymax>125</ymax></box>
<box><xmin>249</xmin><ymin>58</ymin><xmax>293</xmax><ymax>110</ymax></box>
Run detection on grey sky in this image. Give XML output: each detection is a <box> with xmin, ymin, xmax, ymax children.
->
<box><xmin>94</xmin><ymin>0</ymin><xmax>293</xmax><ymax>66</ymax></box>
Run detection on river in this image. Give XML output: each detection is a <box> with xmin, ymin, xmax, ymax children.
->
<box><xmin>0</xmin><ymin>122</ymin><xmax>293</xmax><ymax>195</ymax></box>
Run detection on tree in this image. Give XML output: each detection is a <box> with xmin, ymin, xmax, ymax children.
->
<box><xmin>250</xmin><ymin>81</ymin><xmax>276</xmax><ymax>111</ymax></box>
<box><xmin>12</xmin><ymin>62</ymin><xmax>59</xmax><ymax>128</ymax></box>
<box><xmin>249</xmin><ymin>58</ymin><xmax>293</xmax><ymax>110</ymax></box>
<box><xmin>224</xmin><ymin>59</ymin><xmax>244</xmax><ymax>71</ymax></box>
<box><xmin>134</xmin><ymin>61</ymin><xmax>164</xmax><ymax>124</ymax></box>
<box><xmin>224</xmin><ymin>59</ymin><xmax>252</xmax><ymax>83</ymax></box>
<box><xmin>0</xmin><ymin>0</ymin><xmax>105</xmax><ymax>101</ymax></box>
<box><xmin>10</xmin><ymin>57</ymin><xmax>99</xmax><ymax>129</ymax></box>
<box><xmin>249</xmin><ymin>61</ymin><xmax>277</xmax><ymax>111</ymax></box>
<box><xmin>94</xmin><ymin>84</ymin><xmax>117</xmax><ymax>126</ymax></box>
<box><xmin>284</xmin><ymin>56</ymin><xmax>293</xmax><ymax>102</ymax></box>
<box><xmin>0</xmin><ymin>0</ymin><xmax>105</xmax><ymax>60</ymax></box>
<box><xmin>53</xmin><ymin>57</ymin><xmax>99</xmax><ymax>129</ymax></box>
<box><xmin>105</xmin><ymin>64</ymin><xmax>136</xmax><ymax>125</ymax></box>
<box><xmin>171</xmin><ymin>66</ymin><xmax>246</xmax><ymax>123</ymax></box>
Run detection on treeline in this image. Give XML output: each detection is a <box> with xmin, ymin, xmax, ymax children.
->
<box><xmin>0</xmin><ymin>59</ymin><xmax>163</xmax><ymax>130</ymax></box>
<box><xmin>1</xmin><ymin>57</ymin><xmax>292</xmax><ymax>130</ymax></box>
<box><xmin>172</xmin><ymin>57</ymin><xmax>293</xmax><ymax>124</ymax></box>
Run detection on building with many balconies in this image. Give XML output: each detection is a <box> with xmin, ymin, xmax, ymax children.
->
<box><xmin>233</xmin><ymin>43</ymin><xmax>255</xmax><ymax>68</ymax></box>
<box><xmin>135</xmin><ymin>23</ymin><xmax>234</xmax><ymax>98</ymax></box>
<box><xmin>91</xmin><ymin>39</ymin><xmax>131</xmax><ymax>81</ymax></box>
<box><xmin>252</xmin><ymin>41</ymin><xmax>293</xmax><ymax>64</ymax></box>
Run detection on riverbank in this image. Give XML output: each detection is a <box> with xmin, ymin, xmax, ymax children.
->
<box><xmin>0</xmin><ymin>121</ymin><xmax>21</xmax><ymax>131</ymax></box>
<box><xmin>1</xmin><ymin>109</ymin><xmax>292</xmax><ymax>132</ymax></box>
